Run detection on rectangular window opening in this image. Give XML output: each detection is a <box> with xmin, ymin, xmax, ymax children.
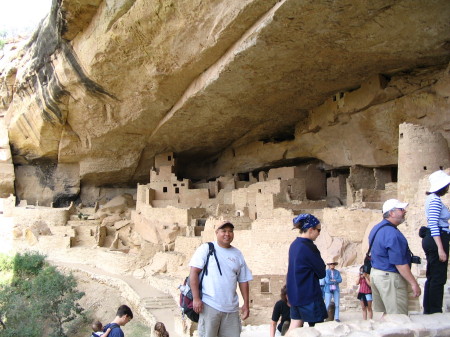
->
<box><xmin>261</xmin><ymin>278</ymin><xmax>270</xmax><ymax>293</ymax></box>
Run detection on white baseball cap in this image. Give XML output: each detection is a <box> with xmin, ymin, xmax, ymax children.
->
<box><xmin>382</xmin><ymin>199</ymin><xmax>408</xmax><ymax>214</ymax></box>
<box><xmin>428</xmin><ymin>170</ymin><xmax>450</xmax><ymax>193</ymax></box>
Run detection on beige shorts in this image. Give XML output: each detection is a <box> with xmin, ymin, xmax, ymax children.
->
<box><xmin>198</xmin><ymin>303</ymin><xmax>241</xmax><ymax>337</ymax></box>
<box><xmin>370</xmin><ymin>267</ymin><xmax>408</xmax><ymax>315</ymax></box>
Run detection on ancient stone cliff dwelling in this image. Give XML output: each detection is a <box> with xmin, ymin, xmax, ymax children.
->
<box><xmin>0</xmin><ymin>0</ymin><xmax>450</xmax><ymax>336</ymax></box>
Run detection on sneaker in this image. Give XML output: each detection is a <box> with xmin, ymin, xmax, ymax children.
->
<box><xmin>335</xmin><ymin>319</ymin><xmax>341</xmax><ymax>322</ymax></box>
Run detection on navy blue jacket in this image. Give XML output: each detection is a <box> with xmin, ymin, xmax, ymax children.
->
<box><xmin>286</xmin><ymin>237</ymin><xmax>326</xmax><ymax>306</ymax></box>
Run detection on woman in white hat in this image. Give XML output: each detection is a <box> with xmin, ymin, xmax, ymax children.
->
<box><xmin>422</xmin><ymin>170</ymin><xmax>450</xmax><ymax>314</ymax></box>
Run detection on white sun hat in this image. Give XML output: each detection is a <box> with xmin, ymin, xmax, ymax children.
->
<box><xmin>382</xmin><ymin>199</ymin><xmax>408</xmax><ymax>214</ymax></box>
<box><xmin>428</xmin><ymin>170</ymin><xmax>450</xmax><ymax>193</ymax></box>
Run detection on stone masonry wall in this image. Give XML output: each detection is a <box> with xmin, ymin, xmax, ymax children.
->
<box><xmin>398</xmin><ymin>123</ymin><xmax>450</xmax><ymax>203</ymax></box>
<box><xmin>12</xmin><ymin>206</ymin><xmax>69</xmax><ymax>226</ymax></box>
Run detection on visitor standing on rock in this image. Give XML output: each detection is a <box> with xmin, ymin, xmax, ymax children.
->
<box><xmin>189</xmin><ymin>220</ymin><xmax>253</xmax><ymax>337</ymax></box>
<box><xmin>421</xmin><ymin>170</ymin><xmax>450</xmax><ymax>314</ymax></box>
<box><xmin>103</xmin><ymin>305</ymin><xmax>133</xmax><ymax>337</ymax></box>
<box><xmin>270</xmin><ymin>284</ymin><xmax>290</xmax><ymax>337</ymax></box>
<box><xmin>324</xmin><ymin>262</ymin><xmax>342</xmax><ymax>322</ymax></box>
<box><xmin>369</xmin><ymin>199</ymin><xmax>421</xmax><ymax>315</ymax></box>
<box><xmin>286</xmin><ymin>214</ymin><xmax>327</xmax><ymax>332</ymax></box>
<box><xmin>356</xmin><ymin>266</ymin><xmax>373</xmax><ymax>320</ymax></box>
<box><xmin>154</xmin><ymin>322</ymin><xmax>169</xmax><ymax>337</ymax></box>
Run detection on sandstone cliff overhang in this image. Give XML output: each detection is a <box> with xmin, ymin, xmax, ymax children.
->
<box><xmin>1</xmin><ymin>0</ymin><xmax>449</xmax><ymax>186</ymax></box>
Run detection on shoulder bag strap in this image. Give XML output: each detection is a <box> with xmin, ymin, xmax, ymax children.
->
<box><xmin>366</xmin><ymin>224</ymin><xmax>392</xmax><ymax>255</ymax></box>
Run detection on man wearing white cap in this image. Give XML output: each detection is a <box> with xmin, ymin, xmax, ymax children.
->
<box><xmin>368</xmin><ymin>199</ymin><xmax>421</xmax><ymax>315</ymax></box>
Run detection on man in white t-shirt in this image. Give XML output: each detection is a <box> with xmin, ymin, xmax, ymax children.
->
<box><xmin>189</xmin><ymin>221</ymin><xmax>253</xmax><ymax>337</ymax></box>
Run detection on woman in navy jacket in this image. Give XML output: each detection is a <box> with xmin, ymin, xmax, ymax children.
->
<box><xmin>286</xmin><ymin>214</ymin><xmax>327</xmax><ymax>332</ymax></box>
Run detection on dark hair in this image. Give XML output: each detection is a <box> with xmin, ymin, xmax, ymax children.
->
<box><xmin>280</xmin><ymin>285</ymin><xmax>288</xmax><ymax>303</ymax></box>
<box><xmin>298</xmin><ymin>226</ymin><xmax>310</xmax><ymax>233</ymax></box>
<box><xmin>426</xmin><ymin>184</ymin><xmax>449</xmax><ymax>197</ymax></box>
<box><xmin>294</xmin><ymin>224</ymin><xmax>319</xmax><ymax>233</ymax></box>
<box><xmin>117</xmin><ymin>304</ymin><xmax>133</xmax><ymax>319</ymax></box>
<box><xmin>155</xmin><ymin>322</ymin><xmax>169</xmax><ymax>337</ymax></box>
<box><xmin>92</xmin><ymin>320</ymin><xmax>102</xmax><ymax>332</ymax></box>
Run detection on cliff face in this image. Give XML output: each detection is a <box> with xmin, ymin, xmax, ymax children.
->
<box><xmin>1</xmin><ymin>0</ymin><xmax>450</xmax><ymax>202</ymax></box>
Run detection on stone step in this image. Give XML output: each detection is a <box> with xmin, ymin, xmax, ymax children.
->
<box><xmin>142</xmin><ymin>296</ymin><xmax>175</xmax><ymax>309</ymax></box>
<box><xmin>68</xmin><ymin>219</ymin><xmax>101</xmax><ymax>226</ymax></box>
<box><xmin>361</xmin><ymin>202</ymin><xmax>384</xmax><ymax>210</ymax></box>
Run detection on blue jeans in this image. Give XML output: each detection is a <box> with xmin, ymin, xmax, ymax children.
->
<box><xmin>324</xmin><ymin>290</ymin><xmax>340</xmax><ymax>319</ymax></box>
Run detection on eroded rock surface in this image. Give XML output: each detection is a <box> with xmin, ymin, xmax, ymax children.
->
<box><xmin>0</xmin><ymin>0</ymin><xmax>449</xmax><ymax>202</ymax></box>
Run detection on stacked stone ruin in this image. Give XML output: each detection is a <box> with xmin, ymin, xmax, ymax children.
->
<box><xmin>2</xmin><ymin>122</ymin><xmax>449</xmax><ymax>326</ymax></box>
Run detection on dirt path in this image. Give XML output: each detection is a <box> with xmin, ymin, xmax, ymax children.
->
<box><xmin>50</xmin><ymin>260</ymin><xmax>182</xmax><ymax>337</ymax></box>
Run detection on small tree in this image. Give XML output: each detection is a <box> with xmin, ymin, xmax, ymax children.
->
<box><xmin>32</xmin><ymin>266</ymin><xmax>85</xmax><ymax>337</ymax></box>
<box><xmin>0</xmin><ymin>252</ymin><xmax>85</xmax><ymax>337</ymax></box>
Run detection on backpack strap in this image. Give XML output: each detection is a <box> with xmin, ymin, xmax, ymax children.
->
<box><xmin>366</xmin><ymin>223</ymin><xmax>393</xmax><ymax>256</ymax></box>
<box><xmin>201</xmin><ymin>242</ymin><xmax>222</xmax><ymax>283</ymax></box>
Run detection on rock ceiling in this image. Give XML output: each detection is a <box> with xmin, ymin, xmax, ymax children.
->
<box><xmin>1</xmin><ymin>0</ymin><xmax>450</xmax><ymax>185</ymax></box>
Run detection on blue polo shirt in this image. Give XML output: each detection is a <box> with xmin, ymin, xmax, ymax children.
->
<box><xmin>368</xmin><ymin>219</ymin><xmax>410</xmax><ymax>273</ymax></box>
<box><xmin>286</xmin><ymin>237</ymin><xmax>326</xmax><ymax>306</ymax></box>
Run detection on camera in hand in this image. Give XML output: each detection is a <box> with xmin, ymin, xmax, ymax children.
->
<box><xmin>411</xmin><ymin>255</ymin><xmax>421</xmax><ymax>264</ymax></box>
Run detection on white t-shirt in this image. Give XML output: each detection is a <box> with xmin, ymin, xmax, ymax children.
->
<box><xmin>189</xmin><ymin>241</ymin><xmax>253</xmax><ymax>313</ymax></box>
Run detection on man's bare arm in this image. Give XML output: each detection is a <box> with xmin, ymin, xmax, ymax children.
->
<box><xmin>396</xmin><ymin>264</ymin><xmax>421</xmax><ymax>297</ymax></box>
<box><xmin>189</xmin><ymin>266</ymin><xmax>203</xmax><ymax>313</ymax></box>
<box><xmin>239</xmin><ymin>281</ymin><xmax>250</xmax><ymax>320</ymax></box>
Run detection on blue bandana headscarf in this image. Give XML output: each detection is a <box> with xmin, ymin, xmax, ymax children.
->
<box><xmin>293</xmin><ymin>213</ymin><xmax>320</xmax><ymax>230</ymax></box>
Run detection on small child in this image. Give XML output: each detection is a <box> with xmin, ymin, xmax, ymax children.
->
<box><xmin>91</xmin><ymin>321</ymin><xmax>112</xmax><ymax>337</ymax></box>
<box><xmin>154</xmin><ymin>322</ymin><xmax>169</xmax><ymax>337</ymax></box>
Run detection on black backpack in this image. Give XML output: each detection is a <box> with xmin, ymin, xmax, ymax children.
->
<box><xmin>179</xmin><ymin>242</ymin><xmax>222</xmax><ymax>322</ymax></box>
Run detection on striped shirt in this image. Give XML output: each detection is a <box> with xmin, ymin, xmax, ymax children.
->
<box><xmin>359</xmin><ymin>276</ymin><xmax>371</xmax><ymax>294</ymax></box>
<box><xmin>425</xmin><ymin>193</ymin><xmax>450</xmax><ymax>237</ymax></box>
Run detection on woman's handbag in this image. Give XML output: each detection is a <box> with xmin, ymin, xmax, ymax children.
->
<box><xmin>418</xmin><ymin>226</ymin><xmax>427</xmax><ymax>238</ymax></box>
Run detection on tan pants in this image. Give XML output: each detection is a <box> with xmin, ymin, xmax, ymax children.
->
<box><xmin>370</xmin><ymin>267</ymin><xmax>408</xmax><ymax>315</ymax></box>
<box><xmin>198</xmin><ymin>303</ymin><xmax>241</xmax><ymax>337</ymax></box>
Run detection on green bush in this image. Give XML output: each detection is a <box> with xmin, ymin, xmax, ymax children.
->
<box><xmin>12</xmin><ymin>251</ymin><xmax>46</xmax><ymax>278</ymax></box>
<box><xmin>0</xmin><ymin>255</ymin><xmax>13</xmax><ymax>272</ymax></box>
<box><xmin>0</xmin><ymin>252</ymin><xmax>85</xmax><ymax>337</ymax></box>
<box><xmin>0</xmin><ymin>255</ymin><xmax>14</xmax><ymax>285</ymax></box>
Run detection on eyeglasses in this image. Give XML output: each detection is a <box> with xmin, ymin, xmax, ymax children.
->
<box><xmin>315</xmin><ymin>228</ymin><xmax>321</xmax><ymax>233</ymax></box>
<box><xmin>395</xmin><ymin>208</ymin><xmax>405</xmax><ymax>212</ymax></box>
